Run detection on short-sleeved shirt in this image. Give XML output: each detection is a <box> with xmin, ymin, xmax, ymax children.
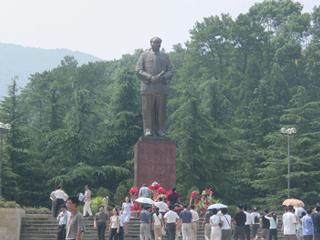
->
<box><xmin>262</xmin><ymin>215</ymin><xmax>270</xmax><ymax>229</ymax></box>
<box><xmin>50</xmin><ymin>191</ymin><xmax>56</xmax><ymax>201</ymax></box>
<box><xmin>66</xmin><ymin>211</ymin><xmax>85</xmax><ymax>240</ymax></box>
<box><xmin>312</xmin><ymin>213</ymin><xmax>320</xmax><ymax>234</ymax></box>
<box><xmin>190</xmin><ymin>210</ymin><xmax>199</xmax><ymax>222</ymax></box>
<box><xmin>251</xmin><ymin>212</ymin><xmax>261</xmax><ymax>224</ymax></box>
<box><xmin>244</xmin><ymin>211</ymin><xmax>252</xmax><ymax>225</ymax></box>
<box><xmin>139</xmin><ymin>187</ymin><xmax>151</xmax><ymax>197</ymax></box>
<box><xmin>155</xmin><ymin>201</ymin><xmax>168</xmax><ymax>213</ymax></box>
<box><xmin>122</xmin><ymin>202</ymin><xmax>132</xmax><ymax>215</ymax></box>
<box><xmin>302</xmin><ymin>215</ymin><xmax>314</xmax><ymax>236</ymax></box>
<box><xmin>119</xmin><ymin>214</ymin><xmax>125</xmax><ymax>227</ymax></box>
<box><xmin>140</xmin><ymin>210</ymin><xmax>152</xmax><ymax>223</ymax></box>
<box><xmin>205</xmin><ymin>212</ymin><xmax>214</xmax><ymax>223</ymax></box>
<box><xmin>164</xmin><ymin>210</ymin><xmax>180</xmax><ymax>223</ymax></box>
<box><xmin>95</xmin><ymin>212</ymin><xmax>109</xmax><ymax>224</ymax></box>
<box><xmin>234</xmin><ymin>211</ymin><xmax>246</xmax><ymax>226</ymax></box>
<box><xmin>180</xmin><ymin>209</ymin><xmax>192</xmax><ymax>223</ymax></box>
<box><xmin>210</xmin><ymin>215</ymin><xmax>221</xmax><ymax>225</ymax></box>
<box><xmin>167</xmin><ymin>192</ymin><xmax>179</xmax><ymax>203</ymax></box>
<box><xmin>283</xmin><ymin>212</ymin><xmax>298</xmax><ymax>235</ymax></box>
<box><xmin>84</xmin><ymin>190</ymin><xmax>91</xmax><ymax>202</ymax></box>
<box><xmin>57</xmin><ymin>211</ymin><xmax>69</xmax><ymax>225</ymax></box>
<box><xmin>221</xmin><ymin>214</ymin><xmax>232</xmax><ymax>230</ymax></box>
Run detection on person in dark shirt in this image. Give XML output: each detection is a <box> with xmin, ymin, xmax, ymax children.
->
<box><xmin>261</xmin><ymin>209</ymin><xmax>270</xmax><ymax>240</ymax></box>
<box><xmin>167</xmin><ymin>186</ymin><xmax>180</xmax><ymax>205</ymax></box>
<box><xmin>234</xmin><ymin>205</ymin><xmax>246</xmax><ymax>240</ymax></box>
<box><xmin>180</xmin><ymin>204</ymin><xmax>193</xmax><ymax>240</ymax></box>
<box><xmin>311</xmin><ymin>206</ymin><xmax>320</xmax><ymax>240</ymax></box>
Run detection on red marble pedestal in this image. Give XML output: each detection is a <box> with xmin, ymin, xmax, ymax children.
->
<box><xmin>134</xmin><ymin>137</ymin><xmax>176</xmax><ymax>191</ymax></box>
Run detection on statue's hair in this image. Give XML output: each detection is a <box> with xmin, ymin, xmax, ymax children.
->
<box><xmin>150</xmin><ymin>37</ymin><xmax>162</xmax><ymax>43</ymax></box>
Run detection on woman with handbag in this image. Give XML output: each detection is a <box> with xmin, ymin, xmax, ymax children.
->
<box><xmin>220</xmin><ymin>208</ymin><xmax>233</xmax><ymax>240</ymax></box>
<box><xmin>210</xmin><ymin>208</ymin><xmax>223</xmax><ymax>240</ymax></box>
<box><xmin>152</xmin><ymin>207</ymin><xmax>164</xmax><ymax>240</ymax></box>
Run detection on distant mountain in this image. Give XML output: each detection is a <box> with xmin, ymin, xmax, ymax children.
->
<box><xmin>0</xmin><ymin>43</ymin><xmax>102</xmax><ymax>98</ymax></box>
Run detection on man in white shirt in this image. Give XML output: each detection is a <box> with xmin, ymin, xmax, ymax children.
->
<box><xmin>282</xmin><ymin>205</ymin><xmax>298</xmax><ymax>240</ymax></box>
<box><xmin>244</xmin><ymin>206</ymin><xmax>252</xmax><ymax>240</ymax></box>
<box><xmin>154</xmin><ymin>197</ymin><xmax>168</xmax><ymax>217</ymax></box>
<box><xmin>83</xmin><ymin>185</ymin><xmax>93</xmax><ymax>217</ymax></box>
<box><xmin>54</xmin><ymin>186</ymin><xmax>69</xmax><ymax>217</ymax></box>
<box><xmin>251</xmin><ymin>207</ymin><xmax>261</xmax><ymax>240</ymax></box>
<box><xmin>190</xmin><ymin>205</ymin><xmax>199</xmax><ymax>240</ymax></box>
<box><xmin>164</xmin><ymin>205</ymin><xmax>180</xmax><ymax>240</ymax></box>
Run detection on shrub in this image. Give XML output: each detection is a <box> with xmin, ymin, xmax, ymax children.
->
<box><xmin>113</xmin><ymin>185</ymin><xmax>127</xmax><ymax>206</ymax></box>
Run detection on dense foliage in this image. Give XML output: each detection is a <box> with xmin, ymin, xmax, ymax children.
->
<box><xmin>1</xmin><ymin>0</ymin><xmax>320</xmax><ymax>209</ymax></box>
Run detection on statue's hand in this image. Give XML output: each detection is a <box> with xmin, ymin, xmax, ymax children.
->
<box><xmin>150</xmin><ymin>76</ymin><xmax>157</xmax><ymax>84</ymax></box>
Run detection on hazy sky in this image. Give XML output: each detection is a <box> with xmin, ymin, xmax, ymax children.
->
<box><xmin>0</xmin><ymin>0</ymin><xmax>318</xmax><ymax>60</ymax></box>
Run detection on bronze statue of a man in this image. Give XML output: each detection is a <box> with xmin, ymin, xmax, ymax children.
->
<box><xmin>136</xmin><ymin>37</ymin><xmax>174</xmax><ymax>136</ymax></box>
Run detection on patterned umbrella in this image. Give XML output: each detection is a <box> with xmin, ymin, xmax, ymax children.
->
<box><xmin>283</xmin><ymin>199</ymin><xmax>305</xmax><ymax>207</ymax></box>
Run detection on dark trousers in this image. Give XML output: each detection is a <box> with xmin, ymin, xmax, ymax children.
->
<box><xmin>116</xmin><ymin>226</ymin><xmax>124</xmax><ymax>240</ymax></box>
<box><xmin>167</xmin><ymin>223</ymin><xmax>176</xmax><ymax>240</ymax></box>
<box><xmin>57</xmin><ymin>224</ymin><xmax>66</xmax><ymax>240</ymax></box>
<box><xmin>98</xmin><ymin>222</ymin><xmax>106</xmax><ymax>240</ymax></box>
<box><xmin>245</xmin><ymin>225</ymin><xmax>250</xmax><ymax>240</ymax></box>
<box><xmin>234</xmin><ymin>226</ymin><xmax>245</xmax><ymax>240</ymax></box>
<box><xmin>109</xmin><ymin>228</ymin><xmax>119</xmax><ymax>240</ymax></box>
<box><xmin>54</xmin><ymin>199</ymin><xmax>64</xmax><ymax>217</ymax></box>
<box><xmin>269</xmin><ymin>229</ymin><xmax>278</xmax><ymax>240</ymax></box>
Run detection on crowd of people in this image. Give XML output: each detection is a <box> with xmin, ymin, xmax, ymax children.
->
<box><xmin>50</xmin><ymin>184</ymin><xmax>320</xmax><ymax>240</ymax></box>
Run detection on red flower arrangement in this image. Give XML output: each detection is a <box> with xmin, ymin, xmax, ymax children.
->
<box><xmin>165</xmin><ymin>189</ymin><xmax>172</xmax><ymax>197</ymax></box>
<box><xmin>195</xmin><ymin>199</ymin><xmax>200</xmax><ymax>204</ymax></box>
<box><xmin>130</xmin><ymin>206</ymin><xmax>142</xmax><ymax>211</ymax></box>
<box><xmin>206</xmin><ymin>188</ymin><xmax>213</xmax><ymax>196</ymax></box>
<box><xmin>189</xmin><ymin>191</ymin><xmax>198</xmax><ymax>197</ymax></box>
<box><xmin>128</xmin><ymin>187</ymin><xmax>139</xmax><ymax>195</ymax></box>
<box><xmin>197</xmin><ymin>207</ymin><xmax>205</xmax><ymax>213</ymax></box>
<box><xmin>204</xmin><ymin>199</ymin><xmax>209</xmax><ymax>205</ymax></box>
<box><xmin>157</xmin><ymin>187</ymin><xmax>166</xmax><ymax>194</ymax></box>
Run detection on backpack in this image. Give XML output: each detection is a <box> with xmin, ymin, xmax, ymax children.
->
<box><xmin>254</xmin><ymin>214</ymin><xmax>259</xmax><ymax>223</ymax></box>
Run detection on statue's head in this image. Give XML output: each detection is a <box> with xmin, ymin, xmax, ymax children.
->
<box><xmin>150</xmin><ymin>37</ymin><xmax>162</xmax><ymax>52</ymax></box>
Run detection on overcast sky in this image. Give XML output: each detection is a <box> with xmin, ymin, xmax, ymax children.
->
<box><xmin>0</xmin><ymin>0</ymin><xmax>318</xmax><ymax>61</ymax></box>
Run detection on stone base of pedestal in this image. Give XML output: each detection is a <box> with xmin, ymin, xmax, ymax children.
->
<box><xmin>134</xmin><ymin>137</ymin><xmax>176</xmax><ymax>191</ymax></box>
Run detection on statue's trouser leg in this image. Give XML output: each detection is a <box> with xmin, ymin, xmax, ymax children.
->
<box><xmin>154</xmin><ymin>94</ymin><xmax>167</xmax><ymax>134</ymax></box>
<box><xmin>142</xmin><ymin>94</ymin><xmax>155</xmax><ymax>135</ymax></box>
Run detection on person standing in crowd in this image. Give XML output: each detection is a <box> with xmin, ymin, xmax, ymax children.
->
<box><xmin>265</xmin><ymin>212</ymin><xmax>278</xmax><ymax>240</ymax></box>
<box><xmin>117</xmin><ymin>207</ymin><xmax>125</xmax><ymax>240</ymax></box>
<box><xmin>108</xmin><ymin>208</ymin><xmax>120</xmax><ymax>240</ymax></box>
<box><xmin>220</xmin><ymin>208</ymin><xmax>232</xmax><ymax>240</ymax></box>
<box><xmin>234</xmin><ymin>205</ymin><xmax>246</xmax><ymax>240</ymax></box>
<box><xmin>50</xmin><ymin>187</ymin><xmax>57</xmax><ymax>217</ymax></box>
<box><xmin>190</xmin><ymin>205</ymin><xmax>199</xmax><ymax>240</ymax></box>
<box><xmin>140</xmin><ymin>205</ymin><xmax>152</xmax><ymax>240</ymax></box>
<box><xmin>210</xmin><ymin>208</ymin><xmax>223</xmax><ymax>240</ymax></box>
<box><xmin>57</xmin><ymin>204</ymin><xmax>69</xmax><ymax>240</ymax></box>
<box><xmin>139</xmin><ymin>184</ymin><xmax>152</xmax><ymax>198</ymax></box>
<box><xmin>121</xmin><ymin>197</ymin><xmax>132</xmax><ymax>235</ymax></box>
<box><xmin>261</xmin><ymin>209</ymin><xmax>270</xmax><ymax>240</ymax></box>
<box><xmin>83</xmin><ymin>185</ymin><xmax>93</xmax><ymax>217</ymax></box>
<box><xmin>244</xmin><ymin>206</ymin><xmax>252</xmax><ymax>240</ymax></box>
<box><xmin>174</xmin><ymin>203</ymin><xmax>184</xmax><ymax>240</ymax></box>
<box><xmin>251</xmin><ymin>207</ymin><xmax>261</xmax><ymax>240</ymax></box>
<box><xmin>65</xmin><ymin>196</ymin><xmax>85</xmax><ymax>240</ymax></box>
<box><xmin>167</xmin><ymin>186</ymin><xmax>180</xmax><ymax>206</ymax></box>
<box><xmin>312</xmin><ymin>206</ymin><xmax>320</xmax><ymax>240</ymax></box>
<box><xmin>180</xmin><ymin>204</ymin><xmax>193</xmax><ymax>240</ymax></box>
<box><xmin>282</xmin><ymin>205</ymin><xmax>298</xmax><ymax>240</ymax></box>
<box><xmin>154</xmin><ymin>197</ymin><xmax>168</xmax><ymax>218</ymax></box>
<box><xmin>301</xmin><ymin>209</ymin><xmax>314</xmax><ymax>240</ymax></box>
<box><xmin>152</xmin><ymin>207</ymin><xmax>164</xmax><ymax>240</ymax></box>
<box><xmin>164</xmin><ymin>205</ymin><xmax>180</xmax><ymax>240</ymax></box>
<box><xmin>94</xmin><ymin>206</ymin><xmax>109</xmax><ymax>240</ymax></box>
<box><xmin>202</xmin><ymin>209</ymin><xmax>214</xmax><ymax>240</ymax></box>
<box><xmin>54</xmin><ymin>186</ymin><xmax>69</xmax><ymax>218</ymax></box>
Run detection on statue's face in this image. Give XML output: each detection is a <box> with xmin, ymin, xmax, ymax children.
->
<box><xmin>151</xmin><ymin>38</ymin><xmax>161</xmax><ymax>52</ymax></box>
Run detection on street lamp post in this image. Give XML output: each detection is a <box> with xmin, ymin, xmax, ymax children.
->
<box><xmin>281</xmin><ymin>127</ymin><xmax>297</xmax><ymax>199</ymax></box>
<box><xmin>0</xmin><ymin>122</ymin><xmax>11</xmax><ymax>197</ymax></box>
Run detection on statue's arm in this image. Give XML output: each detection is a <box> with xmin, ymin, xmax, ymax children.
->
<box><xmin>136</xmin><ymin>55</ymin><xmax>152</xmax><ymax>84</ymax></box>
<box><xmin>163</xmin><ymin>55</ymin><xmax>174</xmax><ymax>84</ymax></box>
